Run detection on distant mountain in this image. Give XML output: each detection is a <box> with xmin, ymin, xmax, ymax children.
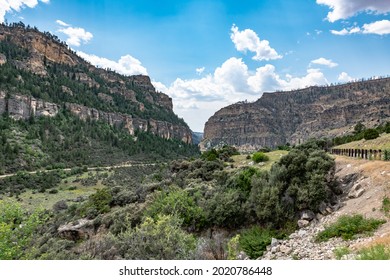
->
<box><xmin>201</xmin><ymin>77</ymin><xmax>390</xmax><ymax>151</ymax></box>
<box><xmin>0</xmin><ymin>22</ymin><xmax>199</xmax><ymax>173</ymax></box>
<box><xmin>191</xmin><ymin>132</ymin><xmax>204</xmax><ymax>145</ymax></box>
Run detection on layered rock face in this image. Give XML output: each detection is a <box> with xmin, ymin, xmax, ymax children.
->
<box><xmin>202</xmin><ymin>78</ymin><xmax>390</xmax><ymax>150</ymax></box>
<box><xmin>0</xmin><ymin>92</ymin><xmax>192</xmax><ymax>143</ymax></box>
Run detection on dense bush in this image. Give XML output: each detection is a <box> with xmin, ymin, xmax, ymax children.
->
<box><xmin>0</xmin><ymin>201</ymin><xmax>48</xmax><ymax>259</ymax></box>
<box><xmin>238</xmin><ymin>226</ymin><xmax>274</xmax><ymax>259</ymax></box>
<box><xmin>78</xmin><ymin>188</ymin><xmax>113</xmax><ymax>218</ymax></box>
<box><xmin>316</xmin><ymin>215</ymin><xmax>385</xmax><ymax>242</ymax></box>
<box><xmin>201</xmin><ymin>145</ymin><xmax>239</xmax><ymax>162</ymax></box>
<box><xmin>145</xmin><ymin>189</ymin><xmax>206</xmax><ymax>230</ymax></box>
<box><xmin>363</xmin><ymin>128</ymin><xmax>379</xmax><ymax>140</ymax></box>
<box><xmin>252</xmin><ymin>152</ymin><xmax>269</xmax><ymax>163</ymax></box>
<box><xmin>118</xmin><ymin>215</ymin><xmax>196</xmax><ymax>259</ymax></box>
<box><xmin>245</xmin><ymin>147</ymin><xmax>336</xmax><ymax>228</ymax></box>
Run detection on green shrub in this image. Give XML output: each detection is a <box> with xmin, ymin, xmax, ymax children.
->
<box><xmin>357</xmin><ymin>244</ymin><xmax>390</xmax><ymax>260</ymax></box>
<box><xmin>333</xmin><ymin>246</ymin><xmax>350</xmax><ymax>260</ymax></box>
<box><xmin>252</xmin><ymin>152</ymin><xmax>269</xmax><ymax>163</ymax></box>
<box><xmin>363</xmin><ymin>128</ymin><xmax>379</xmax><ymax>140</ymax></box>
<box><xmin>227</xmin><ymin>234</ymin><xmax>241</xmax><ymax>260</ymax></box>
<box><xmin>381</xmin><ymin>196</ymin><xmax>390</xmax><ymax>216</ymax></box>
<box><xmin>0</xmin><ymin>201</ymin><xmax>48</xmax><ymax>259</ymax></box>
<box><xmin>205</xmin><ymin>188</ymin><xmax>247</xmax><ymax>228</ymax></box>
<box><xmin>79</xmin><ymin>188</ymin><xmax>112</xmax><ymax>218</ymax></box>
<box><xmin>316</xmin><ymin>215</ymin><xmax>385</xmax><ymax>242</ymax></box>
<box><xmin>118</xmin><ymin>215</ymin><xmax>196</xmax><ymax>260</ymax></box>
<box><xmin>145</xmin><ymin>189</ymin><xmax>206</xmax><ymax>230</ymax></box>
<box><xmin>239</xmin><ymin>226</ymin><xmax>274</xmax><ymax>259</ymax></box>
<box><xmin>384</xmin><ymin>150</ymin><xmax>390</xmax><ymax>161</ymax></box>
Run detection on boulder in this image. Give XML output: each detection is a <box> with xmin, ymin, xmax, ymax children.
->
<box><xmin>348</xmin><ymin>183</ymin><xmax>365</xmax><ymax>199</ymax></box>
<box><xmin>58</xmin><ymin>219</ymin><xmax>94</xmax><ymax>241</ymax></box>
<box><xmin>300</xmin><ymin>210</ymin><xmax>316</xmax><ymax>221</ymax></box>
<box><xmin>298</xmin><ymin>219</ymin><xmax>310</xmax><ymax>228</ymax></box>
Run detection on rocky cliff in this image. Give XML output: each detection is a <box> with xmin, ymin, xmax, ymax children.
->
<box><xmin>202</xmin><ymin>78</ymin><xmax>390</xmax><ymax>150</ymax></box>
<box><xmin>0</xmin><ymin>23</ymin><xmax>191</xmax><ymax>143</ymax></box>
<box><xmin>0</xmin><ymin>91</ymin><xmax>192</xmax><ymax>143</ymax></box>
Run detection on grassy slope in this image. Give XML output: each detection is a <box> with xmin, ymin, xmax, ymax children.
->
<box><xmin>334</xmin><ymin>133</ymin><xmax>390</xmax><ymax>150</ymax></box>
<box><xmin>3</xmin><ymin>170</ymin><xmax>110</xmax><ymax>211</ymax></box>
<box><xmin>231</xmin><ymin>150</ymin><xmax>289</xmax><ymax>171</ymax></box>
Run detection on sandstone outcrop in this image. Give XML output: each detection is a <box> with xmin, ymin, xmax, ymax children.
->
<box><xmin>0</xmin><ymin>92</ymin><xmax>192</xmax><ymax>143</ymax></box>
<box><xmin>0</xmin><ymin>24</ymin><xmax>192</xmax><ymax>144</ymax></box>
<box><xmin>202</xmin><ymin>78</ymin><xmax>390</xmax><ymax>150</ymax></box>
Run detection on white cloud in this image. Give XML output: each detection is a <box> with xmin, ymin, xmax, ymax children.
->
<box><xmin>56</xmin><ymin>19</ymin><xmax>69</xmax><ymax>27</ymax></box>
<box><xmin>230</xmin><ymin>24</ymin><xmax>282</xmax><ymax>61</ymax></box>
<box><xmin>362</xmin><ymin>20</ymin><xmax>390</xmax><ymax>35</ymax></box>
<box><xmin>331</xmin><ymin>26</ymin><xmax>361</xmax><ymax>35</ymax></box>
<box><xmin>196</xmin><ymin>67</ymin><xmax>205</xmax><ymax>75</ymax></box>
<box><xmin>77</xmin><ymin>51</ymin><xmax>148</xmax><ymax>76</ymax></box>
<box><xmin>331</xmin><ymin>20</ymin><xmax>390</xmax><ymax>35</ymax></box>
<box><xmin>0</xmin><ymin>0</ymin><xmax>49</xmax><ymax>23</ymax></box>
<box><xmin>153</xmin><ymin>58</ymin><xmax>328</xmax><ymax>131</ymax></box>
<box><xmin>310</xmin><ymin>57</ymin><xmax>338</xmax><ymax>68</ymax></box>
<box><xmin>338</xmin><ymin>72</ymin><xmax>354</xmax><ymax>83</ymax></box>
<box><xmin>317</xmin><ymin>0</ymin><xmax>390</xmax><ymax>22</ymax></box>
<box><xmin>57</xmin><ymin>21</ymin><xmax>93</xmax><ymax>47</ymax></box>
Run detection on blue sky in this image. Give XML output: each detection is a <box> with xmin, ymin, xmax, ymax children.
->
<box><xmin>1</xmin><ymin>0</ymin><xmax>390</xmax><ymax>132</ymax></box>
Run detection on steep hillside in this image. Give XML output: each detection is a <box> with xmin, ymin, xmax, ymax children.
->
<box><xmin>201</xmin><ymin>78</ymin><xmax>390</xmax><ymax>151</ymax></box>
<box><xmin>0</xmin><ymin>22</ymin><xmax>192</xmax><ymax>143</ymax></box>
<box><xmin>0</xmin><ymin>23</ymin><xmax>199</xmax><ymax>173</ymax></box>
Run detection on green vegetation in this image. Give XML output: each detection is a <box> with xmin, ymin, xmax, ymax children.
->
<box><xmin>0</xmin><ymin>143</ymin><xmax>342</xmax><ymax>260</ymax></box>
<box><xmin>333</xmin><ymin>246</ymin><xmax>350</xmax><ymax>260</ymax></box>
<box><xmin>145</xmin><ymin>188</ymin><xmax>206</xmax><ymax>230</ymax></box>
<box><xmin>78</xmin><ymin>188</ymin><xmax>113</xmax><ymax>218</ymax></box>
<box><xmin>363</xmin><ymin>128</ymin><xmax>380</xmax><ymax>140</ymax></box>
<box><xmin>238</xmin><ymin>226</ymin><xmax>274</xmax><ymax>259</ymax></box>
<box><xmin>0</xmin><ymin>113</ymin><xmax>199</xmax><ymax>173</ymax></box>
<box><xmin>0</xmin><ymin>201</ymin><xmax>48</xmax><ymax>259</ymax></box>
<box><xmin>201</xmin><ymin>145</ymin><xmax>239</xmax><ymax>162</ymax></box>
<box><xmin>332</xmin><ymin>121</ymin><xmax>390</xmax><ymax>147</ymax></box>
<box><xmin>117</xmin><ymin>215</ymin><xmax>196</xmax><ymax>259</ymax></box>
<box><xmin>227</xmin><ymin>234</ymin><xmax>241</xmax><ymax>260</ymax></box>
<box><xmin>384</xmin><ymin>150</ymin><xmax>390</xmax><ymax>161</ymax></box>
<box><xmin>252</xmin><ymin>152</ymin><xmax>269</xmax><ymax>163</ymax></box>
<box><xmin>316</xmin><ymin>215</ymin><xmax>385</xmax><ymax>242</ymax></box>
<box><xmin>381</xmin><ymin>197</ymin><xmax>390</xmax><ymax>216</ymax></box>
<box><xmin>357</xmin><ymin>245</ymin><xmax>390</xmax><ymax>260</ymax></box>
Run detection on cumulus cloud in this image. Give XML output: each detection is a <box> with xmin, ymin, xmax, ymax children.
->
<box><xmin>56</xmin><ymin>20</ymin><xmax>93</xmax><ymax>47</ymax></box>
<box><xmin>331</xmin><ymin>20</ymin><xmax>390</xmax><ymax>35</ymax></box>
<box><xmin>230</xmin><ymin>24</ymin><xmax>282</xmax><ymax>61</ymax></box>
<box><xmin>362</xmin><ymin>20</ymin><xmax>390</xmax><ymax>35</ymax></box>
<box><xmin>338</xmin><ymin>72</ymin><xmax>354</xmax><ymax>83</ymax></box>
<box><xmin>316</xmin><ymin>0</ymin><xmax>390</xmax><ymax>22</ymax></box>
<box><xmin>152</xmin><ymin>57</ymin><xmax>329</xmax><ymax>131</ymax></box>
<box><xmin>0</xmin><ymin>0</ymin><xmax>49</xmax><ymax>23</ymax></box>
<box><xmin>310</xmin><ymin>57</ymin><xmax>338</xmax><ymax>68</ymax></box>
<box><xmin>77</xmin><ymin>51</ymin><xmax>148</xmax><ymax>76</ymax></box>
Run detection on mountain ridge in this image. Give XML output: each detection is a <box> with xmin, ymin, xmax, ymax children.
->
<box><xmin>201</xmin><ymin>77</ymin><xmax>390</xmax><ymax>150</ymax></box>
<box><xmin>0</xmin><ymin>22</ymin><xmax>192</xmax><ymax>143</ymax></box>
